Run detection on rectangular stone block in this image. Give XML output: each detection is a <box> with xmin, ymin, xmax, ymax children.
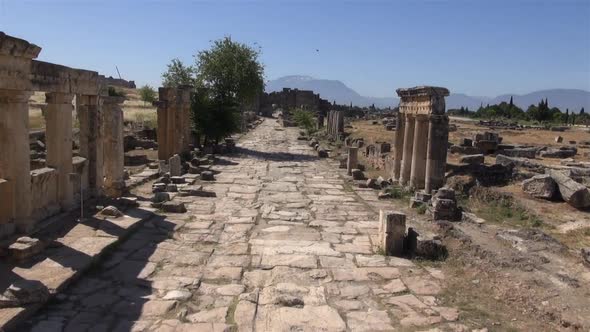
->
<box><xmin>169</xmin><ymin>154</ymin><xmax>182</xmax><ymax>177</ymax></box>
<box><xmin>30</xmin><ymin>168</ymin><xmax>60</xmax><ymax>222</ymax></box>
<box><xmin>379</xmin><ymin>210</ymin><xmax>406</xmax><ymax>257</ymax></box>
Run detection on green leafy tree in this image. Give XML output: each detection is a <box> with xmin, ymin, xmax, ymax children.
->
<box><xmin>194</xmin><ymin>37</ymin><xmax>264</xmax><ymax>103</ymax></box>
<box><xmin>161</xmin><ymin>58</ymin><xmax>194</xmax><ymax>87</ymax></box>
<box><xmin>191</xmin><ymin>88</ymin><xmax>240</xmax><ymax>144</ymax></box>
<box><xmin>192</xmin><ymin>37</ymin><xmax>265</xmax><ymax>139</ymax></box>
<box><xmin>138</xmin><ymin>84</ymin><xmax>157</xmax><ymax>106</ymax></box>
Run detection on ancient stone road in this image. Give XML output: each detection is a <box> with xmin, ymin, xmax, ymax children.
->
<box><xmin>24</xmin><ymin>118</ymin><xmax>462</xmax><ymax>331</ymax></box>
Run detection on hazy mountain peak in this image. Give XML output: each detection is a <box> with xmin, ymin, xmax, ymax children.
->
<box><xmin>266</xmin><ymin>75</ymin><xmax>590</xmax><ymax>111</ymax></box>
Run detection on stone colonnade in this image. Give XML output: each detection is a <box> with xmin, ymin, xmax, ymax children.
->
<box><xmin>156</xmin><ymin>86</ymin><xmax>192</xmax><ymax>160</ymax></box>
<box><xmin>326</xmin><ymin>110</ymin><xmax>344</xmax><ymax>140</ymax></box>
<box><xmin>392</xmin><ymin>86</ymin><xmax>450</xmax><ymax>193</ymax></box>
<box><xmin>0</xmin><ymin>32</ymin><xmax>125</xmax><ymax>238</ymax></box>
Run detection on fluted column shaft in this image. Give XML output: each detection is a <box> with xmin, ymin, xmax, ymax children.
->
<box><xmin>399</xmin><ymin>114</ymin><xmax>415</xmax><ymax>185</ymax></box>
<box><xmin>409</xmin><ymin>115</ymin><xmax>429</xmax><ymax>189</ymax></box>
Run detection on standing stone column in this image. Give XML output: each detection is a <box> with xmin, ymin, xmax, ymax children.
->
<box><xmin>336</xmin><ymin>111</ymin><xmax>344</xmax><ymax>139</ymax></box>
<box><xmin>392</xmin><ymin>112</ymin><xmax>405</xmax><ymax>181</ymax></box>
<box><xmin>0</xmin><ymin>89</ymin><xmax>33</xmax><ymax>232</ymax></box>
<box><xmin>102</xmin><ymin>96</ymin><xmax>126</xmax><ymax>197</ymax></box>
<box><xmin>179</xmin><ymin>86</ymin><xmax>192</xmax><ymax>152</ymax></box>
<box><xmin>425</xmin><ymin>115</ymin><xmax>449</xmax><ymax>193</ymax></box>
<box><xmin>409</xmin><ymin>115</ymin><xmax>429</xmax><ymax>189</ymax></box>
<box><xmin>399</xmin><ymin>114</ymin><xmax>415</xmax><ymax>185</ymax></box>
<box><xmin>77</xmin><ymin>94</ymin><xmax>103</xmax><ymax>196</ymax></box>
<box><xmin>156</xmin><ymin>88</ymin><xmax>170</xmax><ymax>160</ymax></box>
<box><xmin>347</xmin><ymin>147</ymin><xmax>358</xmax><ymax>176</ymax></box>
<box><xmin>328</xmin><ymin>111</ymin><xmax>333</xmax><ymax>136</ymax></box>
<box><xmin>168</xmin><ymin>89</ymin><xmax>182</xmax><ymax>159</ymax></box>
<box><xmin>45</xmin><ymin>92</ymin><xmax>74</xmax><ymax>209</ymax></box>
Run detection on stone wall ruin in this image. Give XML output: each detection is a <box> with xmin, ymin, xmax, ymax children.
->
<box><xmin>0</xmin><ymin>32</ymin><xmax>125</xmax><ymax>238</ymax></box>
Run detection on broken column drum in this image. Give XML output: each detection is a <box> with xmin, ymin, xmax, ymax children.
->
<box><xmin>393</xmin><ymin>86</ymin><xmax>450</xmax><ymax>193</ymax></box>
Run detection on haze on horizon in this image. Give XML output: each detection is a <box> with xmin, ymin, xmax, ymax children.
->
<box><xmin>1</xmin><ymin>0</ymin><xmax>589</xmax><ymax>98</ymax></box>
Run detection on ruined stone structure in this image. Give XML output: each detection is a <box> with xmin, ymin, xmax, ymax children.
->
<box><xmin>260</xmin><ymin>88</ymin><xmax>331</xmax><ymax>118</ymax></box>
<box><xmin>393</xmin><ymin>86</ymin><xmax>450</xmax><ymax>193</ymax></box>
<box><xmin>327</xmin><ymin>110</ymin><xmax>344</xmax><ymax>140</ymax></box>
<box><xmin>101</xmin><ymin>76</ymin><xmax>136</xmax><ymax>89</ymax></box>
<box><xmin>0</xmin><ymin>32</ymin><xmax>125</xmax><ymax>238</ymax></box>
<box><xmin>155</xmin><ymin>86</ymin><xmax>193</xmax><ymax>160</ymax></box>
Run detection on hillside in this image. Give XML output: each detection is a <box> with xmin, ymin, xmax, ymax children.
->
<box><xmin>266</xmin><ymin>75</ymin><xmax>590</xmax><ymax>112</ymax></box>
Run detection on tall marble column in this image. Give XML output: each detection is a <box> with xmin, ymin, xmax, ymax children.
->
<box><xmin>409</xmin><ymin>115</ymin><xmax>429</xmax><ymax>189</ymax></box>
<box><xmin>392</xmin><ymin>112</ymin><xmax>405</xmax><ymax>181</ymax></box>
<box><xmin>399</xmin><ymin>114</ymin><xmax>415</xmax><ymax>185</ymax></box>
<box><xmin>102</xmin><ymin>96</ymin><xmax>126</xmax><ymax>197</ymax></box>
<box><xmin>425</xmin><ymin>115</ymin><xmax>449</xmax><ymax>193</ymax></box>
<box><xmin>0</xmin><ymin>89</ymin><xmax>33</xmax><ymax>232</ymax></box>
<box><xmin>77</xmin><ymin>94</ymin><xmax>103</xmax><ymax>196</ymax></box>
<box><xmin>45</xmin><ymin>92</ymin><xmax>74</xmax><ymax>209</ymax></box>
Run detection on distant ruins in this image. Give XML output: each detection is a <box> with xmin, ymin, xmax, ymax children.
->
<box><xmin>392</xmin><ymin>86</ymin><xmax>450</xmax><ymax>193</ymax></box>
<box><xmin>0</xmin><ymin>32</ymin><xmax>125</xmax><ymax>238</ymax></box>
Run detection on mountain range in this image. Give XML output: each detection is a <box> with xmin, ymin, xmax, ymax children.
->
<box><xmin>265</xmin><ymin>75</ymin><xmax>590</xmax><ymax>112</ymax></box>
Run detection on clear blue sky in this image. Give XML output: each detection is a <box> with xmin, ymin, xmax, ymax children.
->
<box><xmin>1</xmin><ymin>0</ymin><xmax>589</xmax><ymax>97</ymax></box>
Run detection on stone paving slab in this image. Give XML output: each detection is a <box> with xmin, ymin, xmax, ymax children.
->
<box><xmin>16</xmin><ymin>118</ymin><xmax>476</xmax><ymax>331</ymax></box>
<box><xmin>0</xmin><ymin>208</ymin><xmax>154</xmax><ymax>330</ymax></box>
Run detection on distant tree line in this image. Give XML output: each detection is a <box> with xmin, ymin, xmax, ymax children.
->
<box><xmin>447</xmin><ymin>96</ymin><xmax>589</xmax><ymax>125</ymax></box>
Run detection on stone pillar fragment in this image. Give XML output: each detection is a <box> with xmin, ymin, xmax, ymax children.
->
<box><xmin>379</xmin><ymin>210</ymin><xmax>406</xmax><ymax>257</ymax></box>
<box><xmin>425</xmin><ymin>115</ymin><xmax>449</xmax><ymax>193</ymax></box>
<box><xmin>169</xmin><ymin>154</ymin><xmax>182</xmax><ymax>177</ymax></box>
<box><xmin>399</xmin><ymin>115</ymin><xmax>415</xmax><ymax>185</ymax></box>
<box><xmin>409</xmin><ymin>115</ymin><xmax>428</xmax><ymax>189</ymax></box>
<box><xmin>45</xmin><ymin>92</ymin><xmax>74</xmax><ymax>209</ymax></box>
<box><xmin>77</xmin><ymin>94</ymin><xmax>103</xmax><ymax>196</ymax></box>
<box><xmin>102</xmin><ymin>96</ymin><xmax>126</xmax><ymax>197</ymax></box>
<box><xmin>392</xmin><ymin>112</ymin><xmax>405</xmax><ymax>181</ymax></box>
<box><xmin>347</xmin><ymin>147</ymin><xmax>358</xmax><ymax>176</ymax></box>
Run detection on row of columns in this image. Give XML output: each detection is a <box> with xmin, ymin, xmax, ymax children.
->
<box><xmin>327</xmin><ymin>110</ymin><xmax>344</xmax><ymax>140</ymax></box>
<box><xmin>392</xmin><ymin>113</ymin><xmax>449</xmax><ymax>193</ymax></box>
<box><xmin>0</xmin><ymin>89</ymin><xmax>125</xmax><ymax>234</ymax></box>
<box><xmin>156</xmin><ymin>86</ymin><xmax>192</xmax><ymax>160</ymax></box>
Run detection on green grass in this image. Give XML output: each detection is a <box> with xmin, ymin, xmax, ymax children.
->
<box><xmin>468</xmin><ymin>195</ymin><xmax>544</xmax><ymax>229</ymax></box>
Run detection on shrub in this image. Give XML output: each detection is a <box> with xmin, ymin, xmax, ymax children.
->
<box><xmin>293</xmin><ymin>109</ymin><xmax>316</xmax><ymax>134</ymax></box>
